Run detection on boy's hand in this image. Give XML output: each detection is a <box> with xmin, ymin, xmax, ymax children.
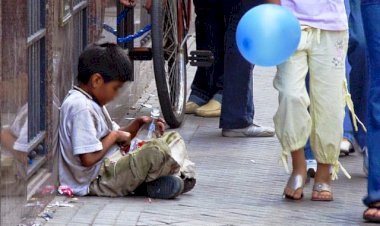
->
<box><xmin>116</xmin><ymin>131</ymin><xmax>132</xmax><ymax>150</ymax></box>
<box><xmin>139</xmin><ymin>116</ymin><xmax>166</xmax><ymax>136</ymax></box>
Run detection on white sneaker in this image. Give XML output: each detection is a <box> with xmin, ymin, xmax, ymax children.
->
<box><xmin>222</xmin><ymin>123</ymin><xmax>275</xmax><ymax>137</ymax></box>
<box><xmin>306</xmin><ymin>160</ymin><xmax>317</xmax><ymax>179</ymax></box>
<box><xmin>340</xmin><ymin>139</ymin><xmax>353</xmax><ymax>156</ymax></box>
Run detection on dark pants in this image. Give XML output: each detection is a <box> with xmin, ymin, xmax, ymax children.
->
<box><xmin>348</xmin><ymin>0</ymin><xmax>368</xmax><ymax>151</ymax></box>
<box><xmin>361</xmin><ymin>0</ymin><xmax>380</xmax><ymax>207</ymax></box>
<box><xmin>190</xmin><ymin>0</ymin><xmax>264</xmax><ymax>129</ymax></box>
<box><xmin>190</xmin><ymin>0</ymin><xmax>225</xmax><ymax>105</ymax></box>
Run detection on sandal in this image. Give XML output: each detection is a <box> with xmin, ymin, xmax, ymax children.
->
<box><xmin>283</xmin><ymin>174</ymin><xmax>306</xmax><ymax>200</ymax></box>
<box><xmin>311</xmin><ymin>183</ymin><xmax>333</xmax><ymax>201</ymax></box>
<box><xmin>363</xmin><ymin>206</ymin><xmax>380</xmax><ymax>223</ymax></box>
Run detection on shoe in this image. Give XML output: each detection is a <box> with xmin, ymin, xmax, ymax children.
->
<box><xmin>283</xmin><ymin>174</ymin><xmax>306</xmax><ymax>200</ymax></box>
<box><xmin>340</xmin><ymin>139</ymin><xmax>354</xmax><ymax>156</ymax></box>
<box><xmin>306</xmin><ymin>159</ymin><xmax>317</xmax><ymax>179</ymax></box>
<box><xmin>185</xmin><ymin>102</ymin><xmax>200</xmax><ymax>114</ymax></box>
<box><xmin>182</xmin><ymin>178</ymin><xmax>196</xmax><ymax>194</ymax></box>
<box><xmin>146</xmin><ymin>176</ymin><xmax>184</xmax><ymax>199</ymax></box>
<box><xmin>311</xmin><ymin>182</ymin><xmax>333</xmax><ymax>201</ymax></box>
<box><xmin>222</xmin><ymin>123</ymin><xmax>275</xmax><ymax>137</ymax></box>
<box><xmin>363</xmin><ymin>146</ymin><xmax>368</xmax><ymax>176</ymax></box>
<box><xmin>195</xmin><ymin>99</ymin><xmax>221</xmax><ymax>117</ymax></box>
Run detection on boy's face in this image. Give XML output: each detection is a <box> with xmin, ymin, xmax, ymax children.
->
<box><xmin>90</xmin><ymin>74</ymin><xmax>124</xmax><ymax>106</ymax></box>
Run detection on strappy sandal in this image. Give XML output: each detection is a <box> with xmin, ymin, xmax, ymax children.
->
<box><xmin>283</xmin><ymin>174</ymin><xmax>306</xmax><ymax>200</ymax></box>
<box><xmin>363</xmin><ymin>206</ymin><xmax>380</xmax><ymax>223</ymax></box>
<box><xmin>311</xmin><ymin>182</ymin><xmax>333</xmax><ymax>201</ymax></box>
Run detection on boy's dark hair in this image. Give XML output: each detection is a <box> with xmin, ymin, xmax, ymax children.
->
<box><xmin>77</xmin><ymin>42</ymin><xmax>132</xmax><ymax>84</ymax></box>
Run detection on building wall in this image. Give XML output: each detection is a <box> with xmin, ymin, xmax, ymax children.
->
<box><xmin>0</xmin><ymin>0</ymin><xmax>153</xmax><ymax>224</ymax></box>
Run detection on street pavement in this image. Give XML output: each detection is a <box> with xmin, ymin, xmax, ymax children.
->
<box><xmin>36</xmin><ymin>37</ymin><xmax>373</xmax><ymax>226</ymax></box>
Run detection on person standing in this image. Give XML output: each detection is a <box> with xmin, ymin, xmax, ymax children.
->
<box><xmin>361</xmin><ymin>0</ymin><xmax>380</xmax><ymax>222</ymax></box>
<box><xmin>185</xmin><ymin>0</ymin><xmax>224</xmax><ymax>118</ymax></box>
<box><xmin>273</xmin><ymin>0</ymin><xmax>349</xmax><ymax>201</ymax></box>
<box><xmin>187</xmin><ymin>0</ymin><xmax>275</xmax><ymax>136</ymax></box>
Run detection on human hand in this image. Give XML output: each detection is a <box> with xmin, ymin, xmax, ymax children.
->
<box><xmin>139</xmin><ymin>116</ymin><xmax>166</xmax><ymax>136</ymax></box>
<box><xmin>120</xmin><ymin>0</ymin><xmax>136</xmax><ymax>7</ymax></box>
<box><xmin>116</xmin><ymin>131</ymin><xmax>132</xmax><ymax>151</ymax></box>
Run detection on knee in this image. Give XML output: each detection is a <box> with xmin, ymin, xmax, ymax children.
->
<box><xmin>280</xmin><ymin>92</ymin><xmax>309</xmax><ymax>108</ymax></box>
<box><xmin>140</xmin><ymin>140</ymin><xmax>170</xmax><ymax>161</ymax></box>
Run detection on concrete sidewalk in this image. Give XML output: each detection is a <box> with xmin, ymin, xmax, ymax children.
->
<box><xmin>36</xmin><ymin>38</ymin><xmax>371</xmax><ymax>226</ymax></box>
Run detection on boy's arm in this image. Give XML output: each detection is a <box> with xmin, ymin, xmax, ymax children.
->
<box><xmin>79</xmin><ymin>130</ymin><xmax>131</xmax><ymax>167</ymax></box>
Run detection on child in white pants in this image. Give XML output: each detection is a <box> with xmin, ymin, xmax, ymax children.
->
<box><xmin>274</xmin><ymin>0</ymin><xmax>349</xmax><ymax>201</ymax></box>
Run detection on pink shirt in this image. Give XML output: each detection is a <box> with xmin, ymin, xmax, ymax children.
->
<box><xmin>281</xmin><ymin>0</ymin><xmax>348</xmax><ymax>31</ymax></box>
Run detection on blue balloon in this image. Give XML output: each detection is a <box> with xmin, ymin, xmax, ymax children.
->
<box><xmin>236</xmin><ymin>4</ymin><xmax>301</xmax><ymax>67</ymax></box>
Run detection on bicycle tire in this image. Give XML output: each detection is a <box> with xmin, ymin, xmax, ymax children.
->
<box><xmin>151</xmin><ymin>0</ymin><xmax>187</xmax><ymax>128</ymax></box>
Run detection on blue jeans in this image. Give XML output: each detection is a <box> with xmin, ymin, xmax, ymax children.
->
<box><xmin>304</xmin><ymin>0</ymin><xmax>359</xmax><ymax>160</ymax></box>
<box><xmin>189</xmin><ymin>0</ymin><xmax>225</xmax><ymax>106</ymax></box>
<box><xmin>361</xmin><ymin>0</ymin><xmax>380</xmax><ymax>207</ymax></box>
<box><xmin>220</xmin><ymin>0</ymin><xmax>265</xmax><ymax>129</ymax></box>
<box><xmin>348</xmin><ymin>0</ymin><xmax>368</xmax><ymax>151</ymax></box>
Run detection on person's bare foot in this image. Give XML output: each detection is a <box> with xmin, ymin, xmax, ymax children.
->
<box><xmin>311</xmin><ymin>163</ymin><xmax>333</xmax><ymax>201</ymax></box>
<box><xmin>283</xmin><ymin>149</ymin><xmax>307</xmax><ymax>200</ymax></box>
<box><xmin>364</xmin><ymin>202</ymin><xmax>380</xmax><ymax>222</ymax></box>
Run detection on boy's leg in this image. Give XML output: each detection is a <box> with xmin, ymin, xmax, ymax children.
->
<box><xmin>308</xmin><ymin>29</ymin><xmax>348</xmax><ymax>200</ymax></box>
<box><xmin>89</xmin><ymin>139</ymin><xmax>180</xmax><ymax>197</ymax></box>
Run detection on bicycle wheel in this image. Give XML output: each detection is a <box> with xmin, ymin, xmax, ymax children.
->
<box><xmin>151</xmin><ymin>0</ymin><xmax>187</xmax><ymax>128</ymax></box>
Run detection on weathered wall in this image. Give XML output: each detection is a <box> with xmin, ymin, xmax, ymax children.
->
<box><xmin>0</xmin><ymin>0</ymin><xmax>154</xmax><ymax>224</ymax></box>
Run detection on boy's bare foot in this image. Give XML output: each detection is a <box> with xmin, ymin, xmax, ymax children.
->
<box><xmin>311</xmin><ymin>163</ymin><xmax>333</xmax><ymax>201</ymax></box>
<box><xmin>283</xmin><ymin>149</ymin><xmax>307</xmax><ymax>200</ymax></box>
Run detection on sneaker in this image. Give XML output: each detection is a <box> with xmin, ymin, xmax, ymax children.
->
<box><xmin>222</xmin><ymin>123</ymin><xmax>275</xmax><ymax>137</ymax></box>
<box><xmin>195</xmin><ymin>99</ymin><xmax>221</xmax><ymax>117</ymax></box>
<box><xmin>185</xmin><ymin>102</ymin><xmax>200</xmax><ymax>114</ymax></box>
<box><xmin>306</xmin><ymin>159</ymin><xmax>317</xmax><ymax>179</ymax></box>
<box><xmin>363</xmin><ymin>146</ymin><xmax>368</xmax><ymax>176</ymax></box>
<box><xmin>146</xmin><ymin>176</ymin><xmax>184</xmax><ymax>199</ymax></box>
<box><xmin>182</xmin><ymin>178</ymin><xmax>196</xmax><ymax>194</ymax></box>
<box><xmin>340</xmin><ymin>139</ymin><xmax>354</xmax><ymax>156</ymax></box>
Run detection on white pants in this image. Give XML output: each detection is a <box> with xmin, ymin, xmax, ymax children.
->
<box><xmin>274</xmin><ymin>26</ymin><xmax>349</xmax><ymax>179</ymax></box>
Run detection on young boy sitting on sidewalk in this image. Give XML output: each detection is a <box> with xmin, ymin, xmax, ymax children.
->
<box><xmin>59</xmin><ymin>42</ymin><xmax>195</xmax><ymax>199</ymax></box>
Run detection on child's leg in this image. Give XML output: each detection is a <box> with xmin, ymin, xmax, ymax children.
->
<box><xmin>274</xmin><ymin>31</ymin><xmax>311</xmax><ymax>199</ymax></box>
<box><xmin>308</xmin><ymin>29</ymin><xmax>348</xmax><ymax>200</ymax></box>
<box><xmin>89</xmin><ymin>139</ymin><xmax>180</xmax><ymax>197</ymax></box>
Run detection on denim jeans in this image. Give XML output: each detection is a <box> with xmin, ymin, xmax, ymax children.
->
<box><xmin>220</xmin><ymin>0</ymin><xmax>265</xmax><ymax>129</ymax></box>
<box><xmin>361</xmin><ymin>0</ymin><xmax>380</xmax><ymax>207</ymax></box>
<box><xmin>348</xmin><ymin>0</ymin><xmax>368</xmax><ymax>151</ymax></box>
<box><xmin>189</xmin><ymin>0</ymin><xmax>225</xmax><ymax>106</ymax></box>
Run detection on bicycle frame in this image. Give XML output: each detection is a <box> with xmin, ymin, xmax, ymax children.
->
<box><xmin>103</xmin><ymin>8</ymin><xmax>152</xmax><ymax>44</ymax></box>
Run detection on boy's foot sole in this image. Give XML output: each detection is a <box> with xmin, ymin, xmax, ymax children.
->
<box><xmin>146</xmin><ymin>176</ymin><xmax>184</xmax><ymax>199</ymax></box>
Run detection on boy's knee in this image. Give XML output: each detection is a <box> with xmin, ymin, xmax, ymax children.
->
<box><xmin>139</xmin><ymin>141</ymin><xmax>170</xmax><ymax>161</ymax></box>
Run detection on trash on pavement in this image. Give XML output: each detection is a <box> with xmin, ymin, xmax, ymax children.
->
<box><xmin>58</xmin><ymin>185</ymin><xmax>74</xmax><ymax>197</ymax></box>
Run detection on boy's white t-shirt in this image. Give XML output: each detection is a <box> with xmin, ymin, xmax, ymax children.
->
<box><xmin>59</xmin><ymin>87</ymin><xmax>120</xmax><ymax>196</ymax></box>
